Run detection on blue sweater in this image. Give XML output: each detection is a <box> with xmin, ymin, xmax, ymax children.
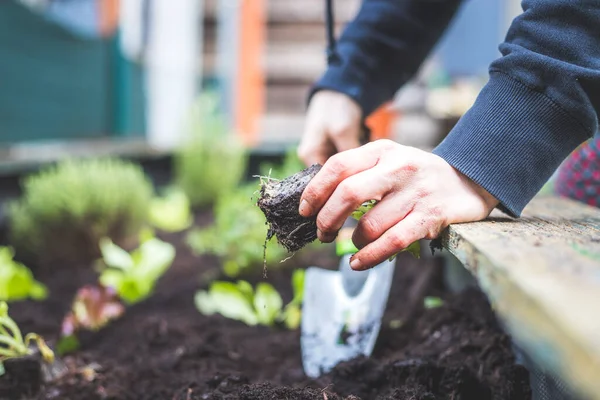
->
<box><xmin>312</xmin><ymin>0</ymin><xmax>600</xmax><ymax>217</ymax></box>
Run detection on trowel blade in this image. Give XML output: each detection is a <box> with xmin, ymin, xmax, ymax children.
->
<box><xmin>300</xmin><ymin>257</ymin><xmax>396</xmax><ymax>378</ymax></box>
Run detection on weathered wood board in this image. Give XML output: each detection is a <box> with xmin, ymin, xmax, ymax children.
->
<box><xmin>442</xmin><ymin>195</ymin><xmax>600</xmax><ymax>399</ymax></box>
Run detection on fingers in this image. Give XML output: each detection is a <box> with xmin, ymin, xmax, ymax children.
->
<box><xmin>299</xmin><ymin>144</ymin><xmax>381</xmax><ymax>217</ymax></box>
<box><xmin>351</xmin><ymin>192</ymin><xmax>415</xmax><ymax>249</ymax></box>
<box><xmin>349</xmin><ymin>211</ymin><xmax>443</xmax><ymax>271</ymax></box>
<box><xmin>314</xmin><ymin>168</ymin><xmax>391</xmax><ymax>242</ymax></box>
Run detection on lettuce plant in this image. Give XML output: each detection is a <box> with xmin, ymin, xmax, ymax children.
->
<box><xmin>149</xmin><ymin>188</ymin><xmax>193</xmax><ymax>233</ymax></box>
<box><xmin>97</xmin><ymin>229</ymin><xmax>176</xmax><ymax>305</ymax></box>
<box><xmin>195</xmin><ymin>269</ymin><xmax>305</xmax><ymax>329</ymax></box>
<box><xmin>57</xmin><ymin>285</ymin><xmax>125</xmax><ymax>355</ymax></box>
<box><xmin>0</xmin><ymin>301</ymin><xmax>54</xmax><ymax>374</ymax></box>
<box><xmin>0</xmin><ymin>246</ymin><xmax>47</xmax><ymax>302</ymax></box>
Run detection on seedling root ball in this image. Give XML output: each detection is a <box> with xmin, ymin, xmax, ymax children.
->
<box><xmin>257</xmin><ymin>164</ymin><xmax>321</xmax><ymax>253</ymax></box>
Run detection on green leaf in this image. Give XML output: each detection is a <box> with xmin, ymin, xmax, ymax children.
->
<box><xmin>351</xmin><ymin>200</ymin><xmax>377</xmax><ymax>220</ymax></box>
<box><xmin>253</xmin><ymin>283</ymin><xmax>283</xmax><ymax>325</ymax></box>
<box><xmin>202</xmin><ymin>282</ymin><xmax>258</xmax><ymax>326</ymax></box>
<box><xmin>98</xmin><ymin>237</ymin><xmax>175</xmax><ymax>304</ymax></box>
<box><xmin>236</xmin><ymin>280</ymin><xmax>254</xmax><ymax>304</ymax></box>
<box><xmin>290</xmin><ymin>269</ymin><xmax>305</xmax><ymax>305</ymax></box>
<box><xmin>149</xmin><ymin>189</ymin><xmax>193</xmax><ymax>232</ymax></box>
<box><xmin>0</xmin><ymin>247</ymin><xmax>47</xmax><ymax>302</ymax></box>
<box><xmin>99</xmin><ymin>238</ymin><xmax>133</xmax><ymax>270</ymax></box>
<box><xmin>281</xmin><ymin>304</ymin><xmax>302</xmax><ymax>330</ymax></box>
<box><xmin>194</xmin><ymin>290</ymin><xmax>216</xmax><ymax>315</ymax></box>
<box><xmin>56</xmin><ymin>335</ymin><xmax>80</xmax><ymax>356</ymax></box>
<box><xmin>424</xmin><ymin>296</ymin><xmax>444</xmax><ymax>309</ymax></box>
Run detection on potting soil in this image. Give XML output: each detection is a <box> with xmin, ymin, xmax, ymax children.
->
<box><xmin>7</xmin><ymin>213</ymin><xmax>531</xmax><ymax>400</ymax></box>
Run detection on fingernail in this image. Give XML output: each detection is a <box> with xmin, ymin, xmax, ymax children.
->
<box><xmin>349</xmin><ymin>255</ymin><xmax>361</xmax><ymax>270</ymax></box>
<box><xmin>318</xmin><ymin>229</ymin><xmax>336</xmax><ymax>243</ymax></box>
<box><xmin>299</xmin><ymin>199</ymin><xmax>312</xmax><ymax>216</ymax></box>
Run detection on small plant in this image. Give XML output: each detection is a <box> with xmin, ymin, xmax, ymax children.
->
<box><xmin>0</xmin><ymin>301</ymin><xmax>54</xmax><ymax>374</ymax></box>
<box><xmin>7</xmin><ymin>157</ymin><xmax>153</xmax><ymax>265</ymax></box>
<box><xmin>195</xmin><ymin>269</ymin><xmax>305</xmax><ymax>329</ymax></box>
<box><xmin>187</xmin><ymin>184</ymin><xmax>286</xmax><ymax>277</ymax></box>
<box><xmin>174</xmin><ymin>93</ymin><xmax>247</xmax><ymax>208</ymax></box>
<box><xmin>0</xmin><ymin>246</ymin><xmax>47</xmax><ymax>301</ymax></box>
<box><xmin>57</xmin><ymin>285</ymin><xmax>125</xmax><ymax>355</ymax></box>
<box><xmin>424</xmin><ymin>296</ymin><xmax>444</xmax><ymax>309</ymax></box>
<box><xmin>97</xmin><ymin>229</ymin><xmax>176</xmax><ymax>305</ymax></box>
<box><xmin>149</xmin><ymin>188</ymin><xmax>193</xmax><ymax>233</ymax></box>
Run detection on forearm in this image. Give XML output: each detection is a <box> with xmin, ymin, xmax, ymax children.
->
<box><xmin>311</xmin><ymin>0</ymin><xmax>464</xmax><ymax>116</ymax></box>
<box><xmin>433</xmin><ymin>0</ymin><xmax>600</xmax><ymax>217</ymax></box>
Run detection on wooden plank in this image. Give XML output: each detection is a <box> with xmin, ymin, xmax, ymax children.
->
<box><xmin>443</xmin><ymin>196</ymin><xmax>600</xmax><ymax>399</ymax></box>
<box><xmin>266</xmin><ymin>84</ymin><xmax>310</xmax><ymax>112</ymax></box>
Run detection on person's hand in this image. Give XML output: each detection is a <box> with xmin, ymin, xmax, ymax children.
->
<box><xmin>297</xmin><ymin>90</ymin><xmax>363</xmax><ymax>166</ymax></box>
<box><xmin>298</xmin><ymin>139</ymin><xmax>499</xmax><ymax>270</ymax></box>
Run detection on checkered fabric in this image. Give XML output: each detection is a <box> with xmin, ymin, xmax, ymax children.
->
<box><xmin>555</xmin><ymin>138</ymin><xmax>600</xmax><ymax>207</ymax></box>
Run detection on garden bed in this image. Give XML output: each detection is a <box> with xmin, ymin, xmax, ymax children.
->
<box><xmin>6</xmin><ymin>211</ymin><xmax>531</xmax><ymax>400</ymax></box>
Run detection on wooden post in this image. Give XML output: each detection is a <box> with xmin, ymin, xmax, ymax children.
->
<box><xmin>235</xmin><ymin>0</ymin><xmax>265</xmax><ymax>146</ymax></box>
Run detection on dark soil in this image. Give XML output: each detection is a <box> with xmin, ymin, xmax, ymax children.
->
<box><xmin>257</xmin><ymin>164</ymin><xmax>321</xmax><ymax>252</ymax></box>
<box><xmin>5</xmin><ymin>211</ymin><xmax>531</xmax><ymax>400</ymax></box>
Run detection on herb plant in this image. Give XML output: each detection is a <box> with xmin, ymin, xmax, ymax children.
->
<box><xmin>174</xmin><ymin>93</ymin><xmax>247</xmax><ymax>208</ymax></box>
<box><xmin>0</xmin><ymin>246</ymin><xmax>47</xmax><ymax>301</ymax></box>
<box><xmin>195</xmin><ymin>269</ymin><xmax>305</xmax><ymax>329</ymax></box>
<box><xmin>98</xmin><ymin>229</ymin><xmax>176</xmax><ymax>304</ymax></box>
<box><xmin>7</xmin><ymin>157</ymin><xmax>153</xmax><ymax>265</ymax></box>
<box><xmin>0</xmin><ymin>301</ymin><xmax>54</xmax><ymax>373</ymax></box>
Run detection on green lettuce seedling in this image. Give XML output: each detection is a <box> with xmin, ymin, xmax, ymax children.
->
<box><xmin>98</xmin><ymin>230</ymin><xmax>175</xmax><ymax>304</ymax></box>
<box><xmin>195</xmin><ymin>269</ymin><xmax>306</xmax><ymax>329</ymax></box>
<box><xmin>0</xmin><ymin>246</ymin><xmax>47</xmax><ymax>302</ymax></box>
<box><xmin>351</xmin><ymin>200</ymin><xmax>421</xmax><ymax>259</ymax></box>
<box><xmin>0</xmin><ymin>301</ymin><xmax>54</xmax><ymax>374</ymax></box>
<box><xmin>57</xmin><ymin>285</ymin><xmax>125</xmax><ymax>355</ymax></box>
<box><xmin>149</xmin><ymin>188</ymin><xmax>193</xmax><ymax>233</ymax></box>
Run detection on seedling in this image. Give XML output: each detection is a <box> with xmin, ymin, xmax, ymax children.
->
<box><xmin>149</xmin><ymin>188</ymin><xmax>193</xmax><ymax>233</ymax></box>
<box><xmin>0</xmin><ymin>301</ymin><xmax>54</xmax><ymax>374</ymax></box>
<box><xmin>187</xmin><ymin>184</ymin><xmax>286</xmax><ymax>277</ymax></box>
<box><xmin>98</xmin><ymin>229</ymin><xmax>176</xmax><ymax>304</ymax></box>
<box><xmin>424</xmin><ymin>296</ymin><xmax>444</xmax><ymax>309</ymax></box>
<box><xmin>57</xmin><ymin>285</ymin><xmax>125</xmax><ymax>355</ymax></box>
<box><xmin>257</xmin><ymin>165</ymin><xmax>421</xmax><ymax>259</ymax></box>
<box><xmin>0</xmin><ymin>246</ymin><xmax>47</xmax><ymax>302</ymax></box>
<box><xmin>195</xmin><ymin>269</ymin><xmax>305</xmax><ymax>329</ymax></box>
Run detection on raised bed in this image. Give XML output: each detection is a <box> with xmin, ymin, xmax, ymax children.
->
<box><xmin>3</xmin><ymin>207</ymin><xmax>531</xmax><ymax>399</ymax></box>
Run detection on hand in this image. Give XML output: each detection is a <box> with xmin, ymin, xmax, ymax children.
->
<box><xmin>297</xmin><ymin>90</ymin><xmax>363</xmax><ymax>166</ymax></box>
<box><xmin>298</xmin><ymin>139</ymin><xmax>499</xmax><ymax>270</ymax></box>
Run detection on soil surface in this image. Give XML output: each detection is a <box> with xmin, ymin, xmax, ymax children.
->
<box><xmin>6</xmin><ymin>212</ymin><xmax>531</xmax><ymax>400</ymax></box>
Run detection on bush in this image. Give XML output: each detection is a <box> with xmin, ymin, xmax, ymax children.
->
<box><xmin>174</xmin><ymin>94</ymin><xmax>247</xmax><ymax>208</ymax></box>
<box><xmin>7</xmin><ymin>157</ymin><xmax>153</xmax><ymax>267</ymax></box>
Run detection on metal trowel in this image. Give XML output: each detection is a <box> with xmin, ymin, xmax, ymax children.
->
<box><xmin>300</xmin><ymin>223</ymin><xmax>396</xmax><ymax>378</ymax></box>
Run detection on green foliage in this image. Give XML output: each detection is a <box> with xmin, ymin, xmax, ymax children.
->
<box><xmin>98</xmin><ymin>229</ymin><xmax>175</xmax><ymax>304</ymax></box>
<box><xmin>149</xmin><ymin>188</ymin><xmax>193</xmax><ymax>232</ymax></box>
<box><xmin>351</xmin><ymin>200</ymin><xmax>421</xmax><ymax>259</ymax></box>
<box><xmin>0</xmin><ymin>247</ymin><xmax>47</xmax><ymax>302</ymax></box>
<box><xmin>0</xmin><ymin>301</ymin><xmax>54</xmax><ymax>373</ymax></box>
<box><xmin>194</xmin><ymin>269</ymin><xmax>305</xmax><ymax>329</ymax></box>
<box><xmin>7</xmin><ymin>157</ymin><xmax>153</xmax><ymax>264</ymax></box>
<box><xmin>187</xmin><ymin>184</ymin><xmax>286</xmax><ymax>277</ymax></box>
<box><xmin>423</xmin><ymin>296</ymin><xmax>444</xmax><ymax>309</ymax></box>
<box><xmin>174</xmin><ymin>94</ymin><xmax>248</xmax><ymax>208</ymax></box>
